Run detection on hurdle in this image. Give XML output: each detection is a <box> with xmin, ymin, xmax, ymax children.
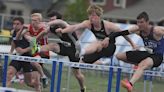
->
<box><xmin>1</xmin><ymin>54</ymin><xmax>164</xmax><ymax>92</ymax></box>
<box><xmin>0</xmin><ymin>87</ymin><xmax>35</xmax><ymax>92</ymax></box>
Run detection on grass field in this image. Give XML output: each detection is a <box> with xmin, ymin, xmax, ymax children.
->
<box><xmin>3</xmin><ymin>64</ymin><xmax>164</xmax><ymax>92</ymax></box>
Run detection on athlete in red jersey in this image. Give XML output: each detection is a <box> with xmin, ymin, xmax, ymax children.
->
<box><xmin>26</xmin><ymin>13</ymin><xmax>49</xmax><ymax>88</ymax></box>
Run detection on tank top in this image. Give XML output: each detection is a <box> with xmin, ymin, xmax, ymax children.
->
<box><xmin>28</xmin><ymin>24</ymin><xmax>48</xmax><ymax>45</ymax></box>
<box><xmin>28</xmin><ymin>24</ymin><xmax>49</xmax><ymax>57</ymax></box>
<box><xmin>140</xmin><ymin>26</ymin><xmax>164</xmax><ymax>55</ymax></box>
<box><xmin>12</xmin><ymin>27</ymin><xmax>31</xmax><ymax>56</ymax></box>
<box><xmin>91</xmin><ymin>20</ymin><xmax>108</xmax><ymax>40</ymax></box>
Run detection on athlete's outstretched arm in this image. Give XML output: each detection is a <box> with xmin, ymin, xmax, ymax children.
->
<box><xmin>106</xmin><ymin>21</ymin><xmax>137</xmax><ymax>49</ymax></box>
<box><xmin>60</xmin><ymin>20</ymin><xmax>89</xmax><ymax>33</ymax></box>
<box><xmin>36</xmin><ymin>20</ymin><xmax>70</xmax><ymax>40</ymax></box>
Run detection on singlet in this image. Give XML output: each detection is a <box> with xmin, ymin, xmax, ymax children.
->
<box><xmin>28</xmin><ymin>24</ymin><xmax>49</xmax><ymax>57</ymax></box>
<box><xmin>91</xmin><ymin>20</ymin><xmax>108</xmax><ymax>40</ymax></box>
<box><xmin>12</xmin><ymin>27</ymin><xmax>31</xmax><ymax>56</ymax></box>
<box><xmin>28</xmin><ymin>24</ymin><xmax>48</xmax><ymax>45</ymax></box>
<box><xmin>140</xmin><ymin>26</ymin><xmax>164</xmax><ymax>55</ymax></box>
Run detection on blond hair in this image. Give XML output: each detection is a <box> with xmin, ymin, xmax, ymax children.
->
<box><xmin>87</xmin><ymin>4</ymin><xmax>103</xmax><ymax>16</ymax></box>
<box><xmin>31</xmin><ymin>13</ymin><xmax>43</xmax><ymax>21</ymax></box>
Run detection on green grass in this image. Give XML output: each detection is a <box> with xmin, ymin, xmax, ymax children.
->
<box><xmin>3</xmin><ymin>64</ymin><xmax>164</xmax><ymax>92</ymax></box>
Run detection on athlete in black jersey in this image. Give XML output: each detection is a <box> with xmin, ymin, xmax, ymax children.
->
<box><xmin>7</xmin><ymin>17</ymin><xmax>41</xmax><ymax>92</ymax></box>
<box><xmin>58</xmin><ymin>4</ymin><xmax>136</xmax><ymax>64</ymax></box>
<box><xmin>32</xmin><ymin>11</ymin><xmax>86</xmax><ymax>92</ymax></box>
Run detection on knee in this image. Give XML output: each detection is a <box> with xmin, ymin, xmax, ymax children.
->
<box><xmin>97</xmin><ymin>44</ymin><xmax>103</xmax><ymax>52</ymax></box>
<box><xmin>26</xmin><ymin>79</ymin><xmax>35</xmax><ymax>87</ymax></box>
<box><xmin>116</xmin><ymin>53</ymin><xmax>123</xmax><ymax>60</ymax></box>
<box><xmin>7</xmin><ymin>70</ymin><xmax>15</xmax><ymax>78</ymax></box>
<box><xmin>26</xmin><ymin>79</ymin><xmax>40</xmax><ymax>88</ymax></box>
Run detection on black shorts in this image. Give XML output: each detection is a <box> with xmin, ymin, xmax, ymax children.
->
<box><xmin>126</xmin><ymin>51</ymin><xmax>163</xmax><ymax>67</ymax></box>
<box><xmin>58</xmin><ymin>43</ymin><xmax>80</xmax><ymax>62</ymax></box>
<box><xmin>9</xmin><ymin>60</ymin><xmax>37</xmax><ymax>73</ymax></box>
<box><xmin>82</xmin><ymin>43</ymin><xmax>116</xmax><ymax>63</ymax></box>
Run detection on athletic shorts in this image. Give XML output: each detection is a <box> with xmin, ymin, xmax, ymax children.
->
<box><xmin>82</xmin><ymin>43</ymin><xmax>116</xmax><ymax>63</ymax></box>
<box><xmin>126</xmin><ymin>51</ymin><xmax>163</xmax><ymax>67</ymax></box>
<box><xmin>9</xmin><ymin>60</ymin><xmax>37</xmax><ymax>73</ymax></box>
<box><xmin>58</xmin><ymin>43</ymin><xmax>80</xmax><ymax>62</ymax></box>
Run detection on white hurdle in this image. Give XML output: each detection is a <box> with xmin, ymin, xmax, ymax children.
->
<box><xmin>1</xmin><ymin>54</ymin><xmax>164</xmax><ymax>92</ymax></box>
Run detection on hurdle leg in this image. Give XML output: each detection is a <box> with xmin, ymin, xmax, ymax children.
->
<box><xmin>2</xmin><ymin>55</ymin><xmax>8</xmax><ymax>87</ymax></box>
<box><xmin>149</xmin><ymin>75</ymin><xmax>153</xmax><ymax>92</ymax></box>
<box><xmin>107</xmin><ymin>56</ymin><xmax>114</xmax><ymax>92</ymax></box>
<box><xmin>50</xmin><ymin>61</ymin><xmax>57</xmax><ymax>92</ymax></box>
<box><xmin>107</xmin><ymin>67</ymin><xmax>113</xmax><ymax>92</ymax></box>
<box><xmin>66</xmin><ymin>65</ymin><xmax>71</xmax><ymax>92</ymax></box>
<box><xmin>143</xmin><ymin>75</ymin><xmax>147</xmax><ymax>92</ymax></box>
<box><xmin>56</xmin><ymin>62</ymin><xmax>63</xmax><ymax>92</ymax></box>
<box><xmin>115</xmin><ymin>68</ymin><xmax>122</xmax><ymax>92</ymax></box>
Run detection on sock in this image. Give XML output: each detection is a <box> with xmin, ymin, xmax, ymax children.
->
<box><xmin>41</xmin><ymin>75</ymin><xmax>47</xmax><ymax>78</ymax></box>
<box><xmin>80</xmin><ymin>49</ymin><xmax>85</xmax><ymax>56</ymax></box>
<box><xmin>37</xmin><ymin>46</ymin><xmax>41</xmax><ymax>53</ymax></box>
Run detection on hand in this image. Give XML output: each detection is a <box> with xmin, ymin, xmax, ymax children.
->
<box><xmin>44</xmin><ymin>23</ymin><xmax>50</xmax><ymax>31</ymax></box>
<box><xmin>101</xmin><ymin>37</ymin><xmax>109</xmax><ymax>48</ymax></box>
<box><xmin>55</xmin><ymin>28</ymin><xmax>63</xmax><ymax>36</ymax></box>
<box><xmin>55</xmin><ymin>28</ymin><xmax>62</xmax><ymax>33</ymax></box>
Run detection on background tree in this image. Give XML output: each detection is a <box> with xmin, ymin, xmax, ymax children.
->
<box><xmin>64</xmin><ymin>0</ymin><xmax>88</xmax><ymax>22</ymax></box>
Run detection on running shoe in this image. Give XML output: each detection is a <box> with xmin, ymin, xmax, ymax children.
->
<box><xmin>121</xmin><ymin>79</ymin><xmax>133</xmax><ymax>92</ymax></box>
<box><xmin>30</xmin><ymin>37</ymin><xmax>38</xmax><ymax>55</ymax></box>
<box><xmin>41</xmin><ymin>77</ymin><xmax>49</xmax><ymax>88</ymax></box>
<box><xmin>81</xmin><ymin>86</ymin><xmax>86</xmax><ymax>92</ymax></box>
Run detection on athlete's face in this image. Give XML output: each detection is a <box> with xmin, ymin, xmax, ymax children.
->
<box><xmin>13</xmin><ymin>20</ymin><xmax>23</xmax><ymax>31</ymax></box>
<box><xmin>49</xmin><ymin>16</ymin><xmax>57</xmax><ymax>21</ymax></box>
<box><xmin>88</xmin><ymin>12</ymin><xmax>101</xmax><ymax>25</ymax></box>
<box><xmin>137</xmin><ymin>18</ymin><xmax>149</xmax><ymax>30</ymax></box>
<box><xmin>31</xmin><ymin>16</ymin><xmax>41</xmax><ymax>28</ymax></box>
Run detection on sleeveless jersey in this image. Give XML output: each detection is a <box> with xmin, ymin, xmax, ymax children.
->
<box><xmin>140</xmin><ymin>26</ymin><xmax>164</xmax><ymax>55</ymax></box>
<box><xmin>91</xmin><ymin>20</ymin><xmax>108</xmax><ymax>40</ymax></box>
<box><xmin>12</xmin><ymin>27</ymin><xmax>31</xmax><ymax>56</ymax></box>
<box><xmin>28</xmin><ymin>24</ymin><xmax>49</xmax><ymax>57</ymax></box>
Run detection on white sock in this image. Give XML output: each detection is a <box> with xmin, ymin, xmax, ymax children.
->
<box><xmin>80</xmin><ymin>49</ymin><xmax>86</xmax><ymax>56</ymax></box>
<box><xmin>41</xmin><ymin>75</ymin><xmax>47</xmax><ymax>78</ymax></box>
<box><xmin>37</xmin><ymin>46</ymin><xmax>41</xmax><ymax>53</ymax></box>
